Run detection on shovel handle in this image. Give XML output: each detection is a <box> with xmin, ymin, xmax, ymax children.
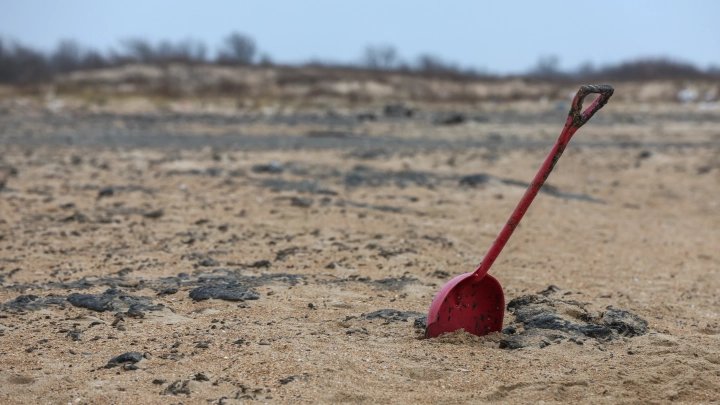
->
<box><xmin>569</xmin><ymin>85</ymin><xmax>615</xmax><ymax>128</ymax></box>
<box><xmin>472</xmin><ymin>84</ymin><xmax>614</xmax><ymax>279</ymax></box>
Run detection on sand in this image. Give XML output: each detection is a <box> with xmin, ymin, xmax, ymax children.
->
<box><xmin>0</xmin><ymin>99</ymin><xmax>719</xmax><ymax>404</ymax></box>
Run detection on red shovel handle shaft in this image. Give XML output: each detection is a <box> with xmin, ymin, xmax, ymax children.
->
<box><xmin>473</xmin><ymin>85</ymin><xmax>614</xmax><ymax>278</ymax></box>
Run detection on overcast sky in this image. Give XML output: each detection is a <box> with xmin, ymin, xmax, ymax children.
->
<box><xmin>1</xmin><ymin>0</ymin><xmax>718</xmax><ymax>73</ymax></box>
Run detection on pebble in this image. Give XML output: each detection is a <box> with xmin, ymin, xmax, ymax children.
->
<box><xmin>105</xmin><ymin>352</ymin><xmax>143</xmax><ymax>368</ymax></box>
<box><xmin>198</xmin><ymin>259</ymin><xmax>220</xmax><ymax>267</ymax></box>
<box><xmin>142</xmin><ymin>209</ymin><xmax>164</xmax><ymax>219</ymax></box>
<box><xmin>162</xmin><ymin>380</ymin><xmax>191</xmax><ymax>396</ymax></box>
<box><xmin>249</xmin><ymin>260</ymin><xmax>271</xmax><ymax>268</ymax></box>
<box><xmin>193</xmin><ymin>373</ymin><xmax>210</xmax><ymax>381</ymax></box>
<box><xmin>67</xmin><ymin>330</ymin><xmax>82</xmax><ymax>341</ymax></box>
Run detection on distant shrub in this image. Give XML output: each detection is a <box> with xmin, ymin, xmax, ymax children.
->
<box><xmin>528</xmin><ymin>55</ymin><xmax>562</xmax><ymax>79</ymax></box>
<box><xmin>216</xmin><ymin>33</ymin><xmax>256</xmax><ymax>64</ymax></box>
<box><xmin>119</xmin><ymin>38</ymin><xmax>207</xmax><ymax>64</ymax></box>
<box><xmin>0</xmin><ymin>39</ymin><xmax>52</xmax><ymax>83</ymax></box>
<box><xmin>50</xmin><ymin>40</ymin><xmax>84</xmax><ymax>73</ymax></box>
<box><xmin>415</xmin><ymin>54</ymin><xmax>460</xmax><ymax>74</ymax></box>
<box><xmin>588</xmin><ymin>58</ymin><xmax>710</xmax><ymax>81</ymax></box>
<box><xmin>0</xmin><ymin>36</ymin><xmax>213</xmax><ymax>83</ymax></box>
<box><xmin>362</xmin><ymin>45</ymin><xmax>400</xmax><ymax>69</ymax></box>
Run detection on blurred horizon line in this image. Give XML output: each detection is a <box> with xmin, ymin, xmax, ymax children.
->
<box><xmin>1</xmin><ymin>32</ymin><xmax>718</xmax><ymax>85</ymax></box>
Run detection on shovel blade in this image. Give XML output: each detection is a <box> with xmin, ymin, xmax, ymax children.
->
<box><xmin>425</xmin><ymin>273</ymin><xmax>504</xmax><ymax>338</ymax></box>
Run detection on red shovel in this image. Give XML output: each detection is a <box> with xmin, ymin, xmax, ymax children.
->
<box><xmin>426</xmin><ymin>85</ymin><xmax>614</xmax><ymax>338</ymax></box>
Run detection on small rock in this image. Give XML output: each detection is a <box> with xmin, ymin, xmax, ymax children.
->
<box><xmin>290</xmin><ymin>197</ymin><xmax>313</xmax><ymax>208</ymax></box>
<box><xmin>249</xmin><ymin>260</ymin><xmax>271</xmax><ymax>268</ymax></box>
<box><xmin>274</xmin><ymin>246</ymin><xmax>299</xmax><ymax>261</ymax></box>
<box><xmin>158</xmin><ymin>287</ymin><xmax>178</xmax><ymax>296</ymax></box>
<box><xmin>306</xmin><ymin>130</ymin><xmax>347</xmax><ymax>138</ymax></box>
<box><xmin>97</xmin><ymin>187</ymin><xmax>114</xmax><ymax>198</ymax></box>
<box><xmin>62</xmin><ymin>211</ymin><xmax>90</xmax><ymax>223</ymax></box>
<box><xmin>143</xmin><ymin>209</ymin><xmax>164</xmax><ymax>219</ymax></box>
<box><xmin>117</xmin><ymin>267</ymin><xmax>133</xmax><ymax>277</ymax></box>
<box><xmin>162</xmin><ymin>380</ymin><xmax>191</xmax><ymax>396</ymax></box>
<box><xmin>279</xmin><ymin>375</ymin><xmax>298</xmax><ymax>385</ymax></box>
<box><xmin>498</xmin><ymin>340</ymin><xmax>516</xmax><ymax>350</ymax></box>
<box><xmin>198</xmin><ymin>259</ymin><xmax>219</xmax><ymax>267</ymax></box>
<box><xmin>434</xmin><ymin>112</ymin><xmax>465</xmax><ymax>125</ymax></box>
<box><xmin>106</xmin><ymin>352</ymin><xmax>143</xmax><ymax>368</ymax></box>
<box><xmin>194</xmin><ymin>372</ymin><xmax>210</xmax><ymax>381</ymax></box>
<box><xmin>125</xmin><ymin>307</ymin><xmax>145</xmax><ymax>318</ymax></box>
<box><xmin>356</xmin><ymin>113</ymin><xmax>376</xmax><ymax>121</ymax></box>
<box><xmin>67</xmin><ymin>329</ymin><xmax>82</xmax><ymax>341</ymax></box>
<box><xmin>431</xmin><ymin>270</ymin><xmax>450</xmax><ymax>279</ymax></box>
<box><xmin>537</xmin><ymin>285</ymin><xmax>562</xmax><ymax>296</ymax></box>
<box><xmin>251</xmin><ymin>162</ymin><xmax>283</xmax><ymax>174</ymax></box>
<box><xmin>384</xmin><ymin>104</ymin><xmax>413</xmax><ymax>117</ymax></box>
<box><xmin>362</xmin><ymin>309</ymin><xmax>425</xmax><ymax>323</ymax></box>
<box><xmin>459</xmin><ymin>174</ymin><xmax>493</xmax><ymax>187</ymax></box>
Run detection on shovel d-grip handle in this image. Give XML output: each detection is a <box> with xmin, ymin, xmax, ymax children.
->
<box><xmin>569</xmin><ymin>84</ymin><xmax>615</xmax><ymax>127</ymax></box>
<box><xmin>471</xmin><ymin>84</ymin><xmax>614</xmax><ymax>279</ymax></box>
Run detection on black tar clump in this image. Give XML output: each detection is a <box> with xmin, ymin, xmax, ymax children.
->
<box><xmin>362</xmin><ymin>309</ymin><xmax>426</xmax><ymax>323</ymax></box>
<box><xmin>67</xmin><ymin>288</ymin><xmax>163</xmax><ymax>312</ymax></box>
<box><xmin>499</xmin><ymin>286</ymin><xmax>648</xmax><ymax>349</ymax></box>
<box><xmin>2</xmin><ymin>289</ymin><xmax>163</xmax><ymax>315</ymax></box>
<box><xmin>189</xmin><ymin>283</ymin><xmax>261</xmax><ymax>302</ymax></box>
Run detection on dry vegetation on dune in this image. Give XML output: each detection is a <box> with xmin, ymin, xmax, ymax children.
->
<box><xmin>1</xmin><ymin>34</ymin><xmax>719</xmax><ymax>104</ymax></box>
<box><xmin>51</xmin><ymin>63</ymin><xmax>720</xmax><ymax>104</ymax></box>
